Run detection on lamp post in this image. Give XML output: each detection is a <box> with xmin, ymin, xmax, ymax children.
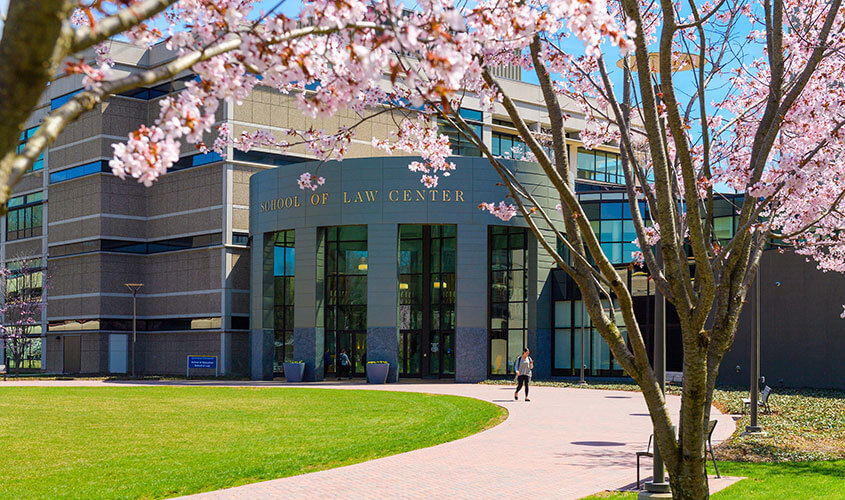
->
<box><xmin>124</xmin><ymin>283</ymin><xmax>143</xmax><ymax>377</ymax></box>
<box><xmin>579</xmin><ymin>299</ymin><xmax>587</xmax><ymax>385</ymax></box>
<box><xmin>744</xmin><ymin>266</ymin><xmax>766</xmax><ymax>434</ymax></box>
<box><xmin>647</xmin><ymin>249</ymin><xmax>670</xmax><ymax>495</ymax></box>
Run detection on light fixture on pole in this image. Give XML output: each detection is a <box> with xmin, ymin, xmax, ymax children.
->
<box><xmin>579</xmin><ymin>299</ymin><xmax>587</xmax><ymax>386</ymax></box>
<box><xmin>124</xmin><ymin>283</ymin><xmax>143</xmax><ymax>377</ymax></box>
<box><xmin>743</xmin><ymin>265</ymin><xmax>767</xmax><ymax>436</ymax></box>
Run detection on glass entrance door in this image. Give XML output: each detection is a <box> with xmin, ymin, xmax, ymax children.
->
<box><xmin>399</xmin><ymin>224</ymin><xmax>456</xmax><ymax>379</ymax></box>
<box><xmin>400</xmin><ymin>331</ymin><xmax>421</xmax><ymax>377</ymax></box>
<box><xmin>333</xmin><ymin>331</ymin><xmax>366</xmax><ymax>377</ymax></box>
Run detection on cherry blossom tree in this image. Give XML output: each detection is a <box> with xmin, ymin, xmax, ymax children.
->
<box><xmin>0</xmin><ymin>258</ymin><xmax>45</xmax><ymax>377</ymax></box>
<box><xmin>3</xmin><ymin>0</ymin><xmax>845</xmax><ymax>497</ymax></box>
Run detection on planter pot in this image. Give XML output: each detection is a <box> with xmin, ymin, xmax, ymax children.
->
<box><xmin>366</xmin><ymin>363</ymin><xmax>389</xmax><ymax>384</ymax></box>
<box><xmin>283</xmin><ymin>362</ymin><xmax>305</xmax><ymax>382</ymax></box>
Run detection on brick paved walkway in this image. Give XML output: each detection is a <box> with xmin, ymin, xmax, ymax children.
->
<box><xmin>5</xmin><ymin>379</ymin><xmax>736</xmax><ymax>499</ymax></box>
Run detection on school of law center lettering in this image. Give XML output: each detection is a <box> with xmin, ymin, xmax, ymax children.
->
<box><xmin>258</xmin><ymin>189</ymin><xmax>466</xmax><ymax>213</ymax></box>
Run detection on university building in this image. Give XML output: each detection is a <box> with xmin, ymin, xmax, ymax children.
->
<box><xmin>4</xmin><ymin>40</ymin><xmax>843</xmax><ymax>389</ymax></box>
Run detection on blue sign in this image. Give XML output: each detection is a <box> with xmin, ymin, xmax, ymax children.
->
<box><xmin>187</xmin><ymin>355</ymin><xmax>219</xmax><ymax>377</ymax></box>
<box><xmin>188</xmin><ymin>356</ymin><xmax>217</xmax><ymax>369</ymax></box>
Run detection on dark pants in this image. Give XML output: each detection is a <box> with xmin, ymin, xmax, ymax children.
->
<box><xmin>338</xmin><ymin>364</ymin><xmax>351</xmax><ymax>379</ymax></box>
<box><xmin>515</xmin><ymin>375</ymin><xmax>530</xmax><ymax>397</ymax></box>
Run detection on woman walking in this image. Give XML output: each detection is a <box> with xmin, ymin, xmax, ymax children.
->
<box><xmin>514</xmin><ymin>348</ymin><xmax>533</xmax><ymax>401</ymax></box>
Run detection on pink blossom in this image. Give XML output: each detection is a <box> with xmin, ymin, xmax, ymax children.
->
<box><xmin>479</xmin><ymin>201</ymin><xmax>518</xmax><ymax>221</ymax></box>
<box><xmin>297</xmin><ymin>172</ymin><xmax>326</xmax><ymax>191</ymax></box>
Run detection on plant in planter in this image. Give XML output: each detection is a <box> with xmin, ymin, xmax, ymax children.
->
<box><xmin>283</xmin><ymin>360</ymin><xmax>306</xmax><ymax>382</ymax></box>
<box><xmin>366</xmin><ymin>361</ymin><xmax>390</xmax><ymax>384</ymax></box>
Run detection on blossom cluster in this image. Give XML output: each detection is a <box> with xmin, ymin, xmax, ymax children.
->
<box><xmin>479</xmin><ymin>201</ymin><xmax>518</xmax><ymax>221</ymax></box>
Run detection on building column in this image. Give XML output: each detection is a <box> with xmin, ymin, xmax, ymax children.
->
<box><xmin>249</xmin><ymin>232</ymin><xmax>274</xmax><ymax>380</ymax></box>
<box><xmin>366</xmin><ymin>223</ymin><xmax>400</xmax><ymax>382</ymax></box>
<box><xmin>455</xmin><ymin>224</ymin><xmax>488</xmax><ymax>382</ymax></box>
<box><xmin>219</xmin><ymin>332</ymin><xmax>231</xmax><ymax>376</ymax></box>
<box><xmin>293</xmin><ymin>226</ymin><xmax>325</xmax><ymax>381</ymax></box>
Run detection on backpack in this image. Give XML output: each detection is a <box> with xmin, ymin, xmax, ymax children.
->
<box><xmin>340</xmin><ymin>353</ymin><xmax>349</xmax><ymax>366</ymax></box>
<box><xmin>514</xmin><ymin>356</ymin><xmax>532</xmax><ymax>374</ymax></box>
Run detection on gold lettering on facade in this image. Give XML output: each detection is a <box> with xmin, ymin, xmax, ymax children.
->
<box><xmin>259</xmin><ymin>189</ymin><xmax>468</xmax><ymax>212</ymax></box>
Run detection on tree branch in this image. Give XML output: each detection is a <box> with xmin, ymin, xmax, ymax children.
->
<box><xmin>70</xmin><ymin>0</ymin><xmax>179</xmax><ymax>54</ymax></box>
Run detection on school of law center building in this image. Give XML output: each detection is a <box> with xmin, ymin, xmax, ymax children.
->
<box><xmin>249</xmin><ymin>156</ymin><xmax>565</xmax><ymax>382</ymax></box>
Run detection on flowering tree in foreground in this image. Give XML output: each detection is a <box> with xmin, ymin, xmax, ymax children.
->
<box><xmin>3</xmin><ymin>0</ymin><xmax>845</xmax><ymax>497</ymax></box>
<box><xmin>0</xmin><ymin>258</ymin><xmax>45</xmax><ymax>376</ymax></box>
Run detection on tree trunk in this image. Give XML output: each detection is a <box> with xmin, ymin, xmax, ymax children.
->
<box><xmin>670</xmin><ymin>457</ymin><xmax>710</xmax><ymax>499</ymax></box>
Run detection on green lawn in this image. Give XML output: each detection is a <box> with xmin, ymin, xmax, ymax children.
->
<box><xmin>708</xmin><ymin>461</ymin><xmax>845</xmax><ymax>499</ymax></box>
<box><xmin>579</xmin><ymin>461</ymin><xmax>845</xmax><ymax>499</ymax></box>
<box><xmin>0</xmin><ymin>387</ymin><xmax>505</xmax><ymax>500</ymax></box>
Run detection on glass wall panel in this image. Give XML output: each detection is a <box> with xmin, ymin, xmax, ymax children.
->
<box><xmin>272</xmin><ymin>230</ymin><xmax>295</xmax><ymax>375</ymax></box>
<box><xmin>6</xmin><ymin>192</ymin><xmax>43</xmax><ymax>241</ymax></box>
<box><xmin>325</xmin><ymin>226</ymin><xmax>368</xmax><ymax>376</ymax></box>
<box><xmin>577</xmin><ymin>148</ymin><xmax>623</xmax><ymax>184</ymax></box>
<box><xmin>554</xmin><ymin>329</ymin><xmax>572</xmax><ymax>369</ymax></box>
<box><xmin>398</xmin><ymin>224</ymin><xmax>456</xmax><ymax>377</ymax></box>
<box><xmin>554</xmin><ymin>301</ymin><xmax>572</xmax><ymax>328</ymax></box>
<box><xmin>488</xmin><ymin>226</ymin><xmax>529</xmax><ymax>376</ymax></box>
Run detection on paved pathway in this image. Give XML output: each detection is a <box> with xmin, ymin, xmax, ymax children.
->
<box><xmin>6</xmin><ymin>379</ymin><xmax>737</xmax><ymax>499</ymax></box>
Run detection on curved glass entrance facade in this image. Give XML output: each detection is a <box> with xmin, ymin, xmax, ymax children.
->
<box><xmin>249</xmin><ymin>157</ymin><xmax>562</xmax><ymax>382</ymax></box>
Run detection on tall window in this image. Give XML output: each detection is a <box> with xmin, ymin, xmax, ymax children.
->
<box><xmin>3</xmin><ymin>338</ymin><xmax>41</xmax><ymax>371</ymax></box>
<box><xmin>437</xmin><ymin>108</ymin><xmax>483</xmax><ymax>156</ymax></box>
<box><xmin>325</xmin><ymin>226</ymin><xmax>368</xmax><ymax>376</ymax></box>
<box><xmin>488</xmin><ymin>226</ymin><xmax>528</xmax><ymax>376</ymax></box>
<box><xmin>273</xmin><ymin>230</ymin><xmax>295</xmax><ymax>374</ymax></box>
<box><xmin>6</xmin><ymin>191</ymin><xmax>43</xmax><ymax>241</ymax></box>
<box><xmin>18</xmin><ymin>127</ymin><xmax>44</xmax><ymax>172</ymax></box>
<box><xmin>399</xmin><ymin>225</ymin><xmax>423</xmax><ymax>376</ymax></box>
<box><xmin>3</xmin><ymin>258</ymin><xmax>44</xmax><ymax>372</ymax></box>
<box><xmin>577</xmin><ymin>148</ymin><xmax>623</xmax><ymax>184</ymax></box>
<box><xmin>553</xmin><ymin>299</ymin><xmax>628</xmax><ymax>376</ymax></box>
<box><xmin>398</xmin><ymin>225</ymin><xmax>455</xmax><ymax>377</ymax></box>
<box><xmin>430</xmin><ymin>225</ymin><xmax>456</xmax><ymax>376</ymax></box>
